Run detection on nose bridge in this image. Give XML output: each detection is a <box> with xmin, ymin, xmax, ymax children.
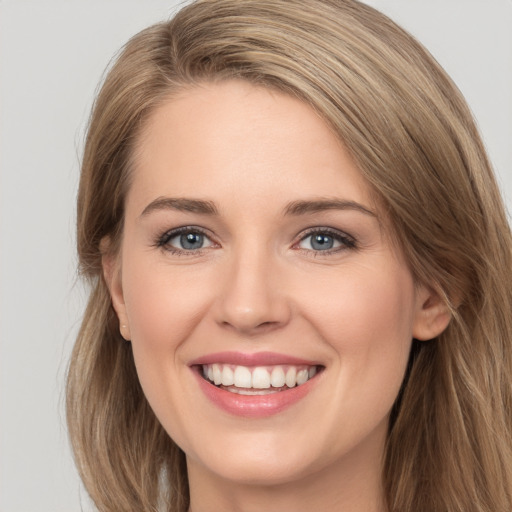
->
<box><xmin>215</xmin><ymin>239</ymin><xmax>290</xmax><ymax>334</ymax></box>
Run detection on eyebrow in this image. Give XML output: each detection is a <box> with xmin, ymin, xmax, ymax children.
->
<box><xmin>140</xmin><ymin>197</ymin><xmax>219</xmax><ymax>217</ymax></box>
<box><xmin>283</xmin><ymin>198</ymin><xmax>376</xmax><ymax>217</ymax></box>
<box><xmin>139</xmin><ymin>196</ymin><xmax>376</xmax><ymax>219</ymax></box>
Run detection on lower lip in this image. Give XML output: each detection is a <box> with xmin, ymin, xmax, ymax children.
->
<box><xmin>192</xmin><ymin>368</ymin><xmax>319</xmax><ymax>418</ymax></box>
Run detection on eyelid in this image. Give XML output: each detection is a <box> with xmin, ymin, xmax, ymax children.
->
<box><xmin>155</xmin><ymin>225</ymin><xmax>218</xmax><ymax>254</ymax></box>
<box><xmin>293</xmin><ymin>226</ymin><xmax>356</xmax><ymax>253</ymax></box>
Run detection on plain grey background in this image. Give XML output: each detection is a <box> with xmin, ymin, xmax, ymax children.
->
<box><xmin>1</xmin><ymin>1</ymin><xmax>511</xmax><ymax>511</ymax></box>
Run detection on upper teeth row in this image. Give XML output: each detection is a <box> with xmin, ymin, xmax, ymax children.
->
<box><xmin>202</xmin><ymin>363</ymin><xmax>318</xmax><ymax>389</ymax></box>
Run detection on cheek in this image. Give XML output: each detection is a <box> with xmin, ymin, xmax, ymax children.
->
<box><xmin>122</xmin><ymin>256</ymin><xmax>212</xmax><ymax>352</ymax></box>
<box><xmin>119</xmin><ymin>253</ymin><xmax>217</xmax><ymax>416</ymax></box>
<box><xmin>119</xmin><ymin>255</ymin><xmax>217</xmax><ymax>441</ymax></box>
<box><xmin>301</xmin><ymin>261</ymin><xmax>416</xmax><ymax>340</ymax></box>
<box><xmin>297</xmin><ymin>263</ymin><xmax>416</xmax><ymax>411</ymax></box>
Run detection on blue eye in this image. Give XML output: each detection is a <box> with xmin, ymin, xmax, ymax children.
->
<box><xmin>176</xmin><ymin>232</ymin><xmax>205</xmax><ymax>250</ymax></box>
<box><xmin>310</xmin><ymin>233</ymin><xmax>335</xmax><ymax>250</ymax></box>
<box><xmin>298</xmin><ymin>229</ymin><xmax>355</xmax><ymax>252</ymax></box>
<box><xmin>158</xmin><ymin>228</ymin><xmax>214</xmax><ymax>252</ymax></box>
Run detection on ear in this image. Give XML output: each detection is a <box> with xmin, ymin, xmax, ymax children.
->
<box><xmin>100</xmin><ymin>236</ymin><xmax>131</xmax><ymax>341</ymax></box>
<box><xmin>412</xmin><ymin>284</ymin><xmax>451</xmax><ymax>341</ymax></box>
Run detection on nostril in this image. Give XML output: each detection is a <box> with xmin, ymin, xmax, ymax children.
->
<box><xmin>220</xmin><ymin>319</ymin><xmax>281</xmax><ymax>334</ymax></box>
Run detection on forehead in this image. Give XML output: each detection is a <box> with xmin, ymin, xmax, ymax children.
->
<box><xmin>129</xmin><ymin>80</ymin><xmax>375</xmax><ymax>215</ymax></box>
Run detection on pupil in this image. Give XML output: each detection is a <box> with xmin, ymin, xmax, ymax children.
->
<box><xmin>311</xmin><ymin>234</ymin><xmax>333</xmax><ymax>250</ymax></box>
<box><xmin>181</xmin><ymin>232</ymin><xmax>203</xmax><ymax>250</ymax></box>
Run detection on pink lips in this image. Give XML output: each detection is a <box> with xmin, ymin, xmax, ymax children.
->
<box><xmin>189</xmin><ymin>351</ymin><xmax>322</xmax><ymax>418</ymax></box>
<box><xmin>189</xmin><ymin>351</ymin><xmax>320</xmax><ymax>367</ymax></box>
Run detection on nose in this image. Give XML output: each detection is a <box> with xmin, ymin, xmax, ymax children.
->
<box><xmin>213</xmin><ymin>246</ymin><xmax>291</xmax><ymax>336</ymax></box>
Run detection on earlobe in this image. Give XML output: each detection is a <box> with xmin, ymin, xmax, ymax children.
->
<box><xmin>412</xmin><ymin>285</ymin><xmax>452</xmax><ymax>341</ymax></box>
<box><xmin>101</xmin><ymin>236</ymin><xmax>131</xmax><ymax>341</ymax></box>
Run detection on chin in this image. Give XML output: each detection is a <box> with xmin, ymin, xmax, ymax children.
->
<box><xmin>190</xmin><ymin>444</ymin><xmax>319</xmax><ymax>486</ymax></box>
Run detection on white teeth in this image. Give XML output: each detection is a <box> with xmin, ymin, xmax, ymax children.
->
<box><xmin>285</xmin><ymin>367</ymin><xmax>297</xmax><ymax>388</ymax></box>
<box><xmin>296</xmin><ymin>369</ymin><xmax>309</xmax><ymax>385</ymax></box>
<box><xmin>221</xmin><ymin>366</ymin><xmax>234</xmax><ymax>386</ymax></box>
<box><xmin>270</xmin><ymin>366</ymin><xmax>286</xmax><ymax>387</ymax></box>
<box><xmin>201</xmin><ymin>363</ymin><xmax>320</xmax><ymax>390</ymax></box>
<box><xmin>212</xmin><ymin>364</ymin><xmax>222</xmax><ymax>385</ymax></box>
<box><xmin>252</xmin><ymin>367</ymin><xmax>271</xmax><ymax>389</ymax></box>
<box><xmin>233</xmin><ymin>366</ymin><xmax>252</xmax><ymax>388</ymax></box>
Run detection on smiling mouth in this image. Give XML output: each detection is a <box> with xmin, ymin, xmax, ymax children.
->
<box><xmin>199</xmin><ymin>363</ymin><xmax>323</xmax><ymax>395</ymax></box>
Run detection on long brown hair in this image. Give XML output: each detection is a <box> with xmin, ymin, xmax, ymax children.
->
<box><xmin>67</xmin><ymin>1</ymin><xmax>512</xmax><ymax>510</ymax></box>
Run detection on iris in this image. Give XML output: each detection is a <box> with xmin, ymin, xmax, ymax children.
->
<box><xmin>310</xmin><ymin>233</ymin><xmax>334</xmax><ymax>250</ymax></box>
<box><xmin>180</xmin><ymin>232</ymin><xmax>204</xmax><ymax>250</ymax></box>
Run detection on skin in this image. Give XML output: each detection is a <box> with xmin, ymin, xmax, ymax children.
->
<box><xmin>104</xmin><ymin>80</ymin><xmax>450</xmax><ymax>512</ymax></box>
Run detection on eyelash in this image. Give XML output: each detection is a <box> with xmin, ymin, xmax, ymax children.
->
<box><xmin>293</xmin><ymin>227</ymin><xmax>357</xmax><ymax>256</ymax></box>
<box><xmin>154</xmin><ymin>226</ymin><xmax>357</xmax><ymax>256</ymax></box>
<box><xmin>154</xmin><ymin>226</ymin><xmax>214</xmax><ymax>256</ymax></box>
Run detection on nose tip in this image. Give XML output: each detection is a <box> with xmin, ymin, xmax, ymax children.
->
<box><xmin>214</xmin><ymin>258</ymin><xmax>291</xmax><ymax>336</ymax></box>
<box><xmin>219</xmin><ymin>304</ymin><xmax>285</xmax><ymax>335</ymax></box>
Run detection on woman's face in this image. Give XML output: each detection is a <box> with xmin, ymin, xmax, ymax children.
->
<box><xmin>107</xmin><ymin>80</ymin><xmax>444</xmax><ymax>491</ymax></box>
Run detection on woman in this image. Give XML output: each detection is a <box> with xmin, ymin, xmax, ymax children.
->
<box><xmin>66</xmin><ymin>0</ymin><xmax>512</xmax><ymax>510</ymax></box>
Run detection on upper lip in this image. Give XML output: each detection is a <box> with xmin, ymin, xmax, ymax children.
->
<box><xmin>189</xmin><ymin>351</ymin><xmax>321</xmax><ymax>367</ymax></box>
